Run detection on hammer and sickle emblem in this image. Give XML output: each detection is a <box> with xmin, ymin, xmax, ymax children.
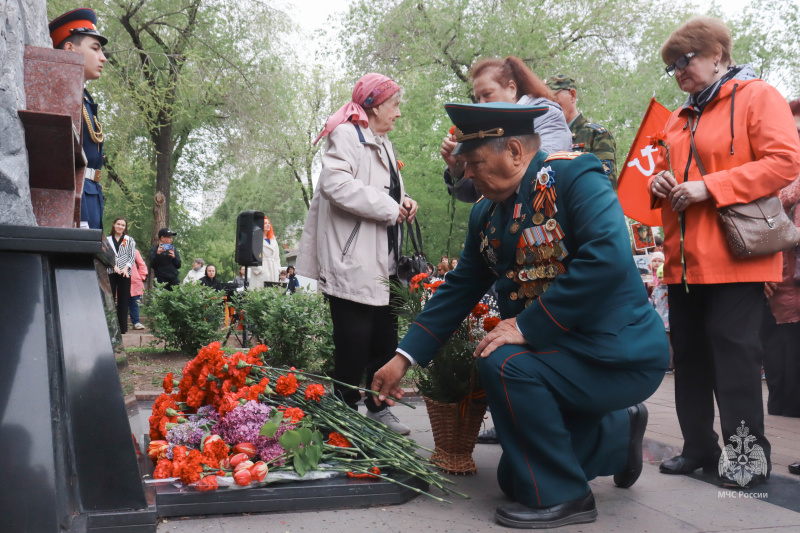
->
<box><xmin>626</xmin><ymin>145</ymin><xmax>659</xmax><ymax>176</ymax></box>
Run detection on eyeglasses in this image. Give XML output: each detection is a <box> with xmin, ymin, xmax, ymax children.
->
<box><xmin>665</xmin><ymin>52</ymin><xmax>696</xmax><ymax>77</ymax></box>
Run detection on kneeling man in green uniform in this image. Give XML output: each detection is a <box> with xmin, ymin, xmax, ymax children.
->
<box><xmin>372</xmin><ymin>102</ymin><xmax>669</xmax><ymax>529</ymax></box>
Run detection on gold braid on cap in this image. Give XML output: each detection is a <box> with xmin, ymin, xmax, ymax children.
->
<box><xmin>82</xmin><ymin>103</ymin><xmax>104</xmax><ymax>144</ymax></box>
<box><xmin>454</xmin><ymin>126</ymin><xmax>504</xmax><ymax>142</ymax></box>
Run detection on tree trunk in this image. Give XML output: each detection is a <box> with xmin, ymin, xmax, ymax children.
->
<box><xmin>153</xmin><ymin>123</ymin><xmax>173</xmax><ymax>238</ymax></box>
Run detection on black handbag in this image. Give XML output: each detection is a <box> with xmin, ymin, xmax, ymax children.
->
<box><xmin>396</xmin><ymin>219</ymin><xmax>428</xmax><ymax>285</ymax></box>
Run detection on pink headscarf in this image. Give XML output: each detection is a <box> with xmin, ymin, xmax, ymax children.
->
<box><xmin>313</xmin><ymin>73</ymin><xmax>400</xmax><ymax>145</ymax></box>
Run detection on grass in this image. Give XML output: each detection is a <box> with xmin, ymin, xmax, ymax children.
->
<box><xmin>126</xmin><ymin>345</ymin><xmax>170</xmax><ymax>354</ymax></box>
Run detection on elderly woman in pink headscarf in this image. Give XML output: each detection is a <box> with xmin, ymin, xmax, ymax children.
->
<box><xmin>298</xmin><ymin>74</ymin><xmax>418</xmax><ymax>434</ymax></box>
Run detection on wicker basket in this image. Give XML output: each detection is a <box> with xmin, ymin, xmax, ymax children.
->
<box><xmin>423</xmin><ymin>395</ymin><xmax>488</xmax><ymax>475</ymax></box>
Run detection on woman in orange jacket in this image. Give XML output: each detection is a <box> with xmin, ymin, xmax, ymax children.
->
<box><xmin>649</xmin><ymin>16</ymin><xmax>800</xmax><ymax>488</ymax></box>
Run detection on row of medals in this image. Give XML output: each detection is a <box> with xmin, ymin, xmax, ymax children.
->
<box><xmin>507</xmin><ymin>212</ymin><xmax>564</xmax><ymax>307</ymax></box>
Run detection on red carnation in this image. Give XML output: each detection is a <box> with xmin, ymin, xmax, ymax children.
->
<box><xmin>195</xmin><ymin>475</ymin><xmax>219</xmax><ymax>492</ymax></box>
<box><xmin>162</xmin><ymin>372</ymin><xmax>174</xmax><ymax>393</ymax></box>
<box><xmin>482</xmin><ymin>316</ymin><xmax>501</xmax><ymax>332</ymax></box>
<box><xmin>275</xmin><ymin>374</ymin><xmax>298</xmax><ymax>396</ymax></box>
<box><xmin>304</xmin><ymin>384</ymin><xmax>325</xmax><ymax>402</ymax></box>
<box><xmin>283</xmin><ymin>407</ymin><xmax>305</xmax><ymax>423</ymax></box>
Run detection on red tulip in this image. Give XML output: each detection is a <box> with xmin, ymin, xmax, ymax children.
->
<box><xmin>219</xmin><ymin>457</ymin><xmax>232</xmax><ymax>470</ymax></box>
<box><xmin>233</xmin><ymin>442</ymin><xmax>256</xmax><ymax>458</ymax></box>
<box><xmin>250</xmin><ymin>461</ymin><xmax>268</xmax><ymax>482</ymax></box>
<box><xmin>234</xmin><ymin>460</ymin><xmax>254</xmax><ymax>473</ymax></box>
<box><xmin>230</xmin><ymin>453</ymin><xmax>249</xmax><ymax>467</ymax></box>
<box><xmin>147</xmin><ymin>440</ymin><xmax>169</xmax><ymax>463</ymax></box>
<box><xmin>233</xmin><ymin>468</ymin><xmax>252</xmax><ymax>486</ymax></box>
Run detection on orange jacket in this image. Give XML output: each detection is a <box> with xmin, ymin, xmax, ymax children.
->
<box><xmin>650</xmin><ymin>78</ymin><xmax>800</xmax><ymax>284</ymax></box>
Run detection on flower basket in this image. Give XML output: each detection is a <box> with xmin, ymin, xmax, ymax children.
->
<box><xmin>423</xmin><ymin>395</ymin><xmax>488</xmax><ymax>475</ymax></box>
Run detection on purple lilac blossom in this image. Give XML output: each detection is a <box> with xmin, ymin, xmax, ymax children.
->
<box><xmin>195</xmin><ymin>405</ymin><xmax>220</xmax><ymax>423</ymax></box>
<box><xmin>255</xmin><ymin>423</ymin><xmax>295</xmax><ymax>465</ymax></box>
<box><xmin>166</xmin><ymin>420</ymin><xmax>206</xmax><ymax>448</ymax></box>
<box><xmin>213</xmin><ymin>400</ymin><xmax>272</xmax><ymax>445</ymax></box>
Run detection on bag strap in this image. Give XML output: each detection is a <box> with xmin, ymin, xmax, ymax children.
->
<box><xmin>688</xmin><ymin>115</ymin><xmax>708</xmax><ymax>177</ymax></box>
<box><xmin>405</xmin><ymin>218</ymin><xmax>424</xmax><ymax>255</ymax></box>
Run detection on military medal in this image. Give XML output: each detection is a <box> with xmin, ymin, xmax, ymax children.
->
<box><xmin>510</xmin><ymin>204</ymin><xmax>523</xmax><ymax>234</ymax></box>
<box><xmin>525</xmin><ymin>284</ymin><xmax>536</xmax><ymax>298</ymax></box>
<box><xmin>516</xmin><ymin>248</ymin><xmax>525</xmax><ymax>265</ymax></box>
<box><xmin>533</xmin><ymin>166</ymin><xmax>558</xmax><ymax>220</ymax></box>
<box><xmin>506</xmin><ymin>270</ymin><xmax>515</xmax><ymax>279</ymax></box>
<box><xmin>552</xmin><ymin>242</ymin><xmax>563</xmax><ymax>257</ymax></box>
<box><xmin>532</xmin><ymin>212</ymin><xmax>545</xmax><ymax>225</ymax></box>
<box><xmin>490</xmin><ymin>238</ymin><xmax>501</xmax><ymax>249</ymax></box>
<box><xmin>518</xmin><ymin>286</ymin><xmax>526</xmax><ymax>299</ymax></box>
<box><xmin>510</xmin><ymin>291</ymin><xmax>518</xmax><ymax>300</ymax></box>
<box><xmin>525</xmin><ymin>300</ymin><xmax>533</xmax><ymax>308</ymax></box>
<box><xmin>545</xmin><ymin>218</ymin><xmax>558</xmax><ymax>231</ymax></box>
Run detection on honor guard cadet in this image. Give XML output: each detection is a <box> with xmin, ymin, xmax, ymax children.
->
<box><xmin>547</xmin><ymin>75</ymin><xmax>618</xmax><ymax>190</ymax></box>
<box><xmin>371</xmin><ymin>102</ymin><xmax>669</xmax><ymax>529</ymax></box>
<box><xmin>49</xmin><ymin>8</ymin><xmax>108</xmax><ymax>230</ymax></box>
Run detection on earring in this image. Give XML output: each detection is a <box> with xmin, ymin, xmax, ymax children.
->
<box><xmin>714</xmin><ymin>60</ymin><xmax>719</xmax><ymax>73</ymax></box>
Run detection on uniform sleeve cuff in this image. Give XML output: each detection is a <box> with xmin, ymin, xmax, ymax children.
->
<box><xmin>396</xmin><ymin>348</ymin><xmax>417</xmax><ymax>366</ymax></box>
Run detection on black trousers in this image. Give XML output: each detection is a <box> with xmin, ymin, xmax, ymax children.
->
<box><xmin>328</xmin><ymin>293</ymin><xmax>399</xmax><ymax>413</ymax></box>
<box><xmin>668</xmin><ymin>282</ymin><xmax>770</xmax><ymax>463</ymax></box>
<box><xmin>109</xmin><ymin>272</ymin><xmax>131</xmax><ymax>334</ymax></box>
<box><xmin>761</xmin><ymin>304</ymin><xmax>800</xmax><ymax>417</ymax></box>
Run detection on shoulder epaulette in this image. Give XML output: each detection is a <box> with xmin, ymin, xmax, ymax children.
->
<box><xmin>475</xmin><ymin>195</ymin><xmax>486</xmax><ymax>204</ymax></box>
<box><xmin>545</xmin><ymin>151</ymin><xmax>583</xmax><ymax>162</ymax></box>
<box><xmin>586</xmin><ymin>123</ymin><xmax>608</xmax><ymax>133</ymax></box>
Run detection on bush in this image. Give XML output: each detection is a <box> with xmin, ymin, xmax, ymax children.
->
<box><xmin>142</xmin><ymin>283</ymin><xmax>226</xmax><ymax>353</ymax></box>
<box><xmin>239</xmin><ymin>288</ymin><xmax>334</xmax><ymax>375</ymax></box>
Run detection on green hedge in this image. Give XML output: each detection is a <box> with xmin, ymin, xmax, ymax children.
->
<box><xmin>141</xmin><ymin>283</ymin><xmax>226</xmax><ymax>354</ymax></box>
<box><xmin>239</xmin><ymin>288</ymin><xmax>334</xmax><ymax>375</ymax></box>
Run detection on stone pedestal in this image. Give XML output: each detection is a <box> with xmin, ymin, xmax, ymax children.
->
<box><xmin>0</xmin><ymin>226</ymin><xmax>157</xmax><ymax>533</ymax></box>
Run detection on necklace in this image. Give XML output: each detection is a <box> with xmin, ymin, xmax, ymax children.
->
<box><xmin>82</xmin><ymin>103</ymin><xmax>104</xmax><ymax>144</ymax></box>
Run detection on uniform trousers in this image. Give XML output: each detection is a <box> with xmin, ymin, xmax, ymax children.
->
<box><xmin>478</xmin><ymin>344</ymin><xmax>664</xmax><ymax>507</ymax></box>
<box><xmin>668</xmin><ymin>283</ymin><xmax>770</xmax><ymax>463</ymax></box>
<box><xmin>109</xmin><ymin>273</ymin><xmax>131</xmax><ymax>334</ymax></box>
<box><xmin>328</xmin><ymin>292</ymin><xmax>398</xmax><ymax>412</ymax></box>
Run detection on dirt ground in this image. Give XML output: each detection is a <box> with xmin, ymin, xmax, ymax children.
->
<box><xmin>118</xmin><ymin>350</ymin><xmax>191</xmax><ymax>395</ymax></box>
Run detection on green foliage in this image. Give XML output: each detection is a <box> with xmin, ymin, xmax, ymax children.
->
<box><xmin>239</xmin><ymin>288</ymin><xmax>335</xmax><ymax>375</ymax></box>
<box><xmin>141</xmin><ymin>283</ymin><xmax>226</xmax><ymax>353</ymax></box>
<box><xmin>391</xmin><ymin>281</ymin><xmax>479</xmax><ymax>403</ymax></box>
<box><xmin>278</xmin><ymin>426</ymin><xmax>325</xmax><ymax>477</ymax></box>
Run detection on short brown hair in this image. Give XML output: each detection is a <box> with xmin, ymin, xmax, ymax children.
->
<box><xmin>661</xmin><ymin>16</ymin><xmax>733</xmax><ymax>66</ymax></box>
<box><xmin>789</xmin><ymin>99</ymin><xmax>800</xmax><ymax>117</ymax></box>
<box><xmin>470</xmin><ymin>57</ymin><xmax>555</xmax><ymax>101</ymax></box>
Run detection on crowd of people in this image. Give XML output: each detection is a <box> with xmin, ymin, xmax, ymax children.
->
<box><xmin>296</xmin><ymin>14</ymin><xmax>800</xmax><ymax>530</ymax></box>
<box><xmin>52</xmin><ymin>7</ymin><xmax>800</xmax><ymax>529</ymax></box>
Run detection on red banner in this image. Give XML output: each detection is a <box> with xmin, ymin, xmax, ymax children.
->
<box><xmin>617</xmin><ymin>98</ymin><xmax>673</xmax><ymax>226</ymax></box>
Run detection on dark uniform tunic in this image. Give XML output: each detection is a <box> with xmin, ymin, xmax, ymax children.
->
<box><xmin>81</xmin><ymin>89</ymin><xmax>104</xmax><ymax>231</ymax></box>
<box><xmin>569</xmin><ymin>113</ymin><xmax>618</xmax><ymax>191</ymax></box>
<box><xmin>398</xmin><ymin>150</ymin><xmax>668</xmax><ymax>507</ymax></box>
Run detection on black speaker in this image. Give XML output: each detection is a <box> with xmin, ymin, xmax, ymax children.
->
<box><xmin>235</xmin><ymin>210</ymin><xmax>264</xmax><ymax>266</ymax></box>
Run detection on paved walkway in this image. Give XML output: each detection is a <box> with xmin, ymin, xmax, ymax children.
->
<box><xmin>151</xmin><ymin>375</ymin><xmax>800</xmax><ymax>533</ymax></box>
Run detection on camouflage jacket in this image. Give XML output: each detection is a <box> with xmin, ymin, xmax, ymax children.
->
<box><xmin>569</xmin><ymin>113</ymin><xmax>617</xmax><ymax>190</ymax></box>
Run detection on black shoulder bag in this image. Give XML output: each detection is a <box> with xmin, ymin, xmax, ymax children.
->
<box><xmin>396</xmin><ymin>218</ymin><xmax>428</xmax><ymax>285</ymax></box>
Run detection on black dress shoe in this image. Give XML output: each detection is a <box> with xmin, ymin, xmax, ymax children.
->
<box><xmin>495</xmin><ymin>492</ymin><xmax>597</xmax><ymax>529</ymax></box>
<box><xmin>659</xmin><ymin>454</ymin><xmax>719</xmax><ymax>475</ymax></box>
<box><xmin>614</xmin><ymin>402</ymin><xmax>648</xmax><ymax>488</ymax></box>
<box><xmin>789</xmin><ymin>461</ymin><xmax>800</xmax><ymax>475</ymax></box>
<box><xmin>477</xmin><ymin>426</ymin><xmax>500</xmax><ymax>444</ymax></box>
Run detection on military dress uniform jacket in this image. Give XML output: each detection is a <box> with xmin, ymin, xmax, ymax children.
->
<box><xmin>81</xmin><ymin>89</ymin><xmax>104</xmax><ymax>230</ymax></box>
<box><xmin>569</xmin><ymin>113</ymin><xmax>617</xmax><ymax>190</ymax></box>
<box><xmin>399</xmin><ymin>150</ymin><xmax>668</xmax><ymax>508</ymax></box>
<box><xmin>399</xmin><ymin>150</ymin><xmax>665</xmax><ymax>370</ymax></box>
